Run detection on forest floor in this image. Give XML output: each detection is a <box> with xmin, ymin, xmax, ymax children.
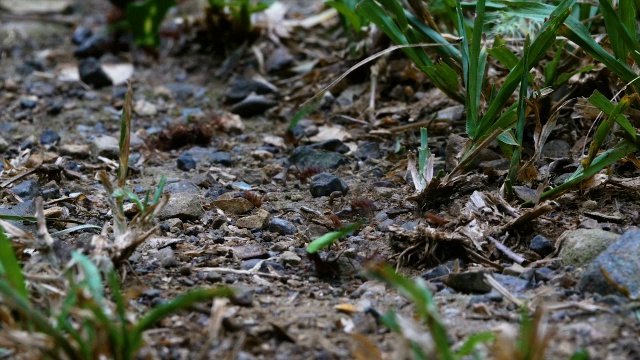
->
<box><xmin>0</xmin><ymin>0</ymin><xmax>639</xmax><ymax>359</ymax></box>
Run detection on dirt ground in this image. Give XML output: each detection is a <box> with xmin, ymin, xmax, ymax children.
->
<box><xmin>1</xmin><ymin>0</ymin><xmax>640</xmax><ymax>359</ymax></box>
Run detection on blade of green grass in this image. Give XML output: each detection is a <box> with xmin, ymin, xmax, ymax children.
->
<box><xmin>587</xmin><ymin>91</ymin><xmax>636</xmax><ymax>140</ymax></box>
<box><xmin>306</xmin><ymin>221</ymin><xmax>363</xmax><ymax>254</ymax></box>
<box><xmin>507</xmin><ymin>35</ymin><xmax>531</xmax><ymax>192</ymax></box>
<box><xmin>476</xmin><ymin>3</ymin><xmax>573</xmax><ymax>139</ymax></box>
<box><xmin>72</xmin><ymin>252</ymin><xmax>105</xmax><ymax>308</ymax></box>
<box><xmin>117</xmin><ymin>81</ymin><xmax>133</xmax><ymax>189</ymax></box>
<box><xmin>582</xmin><ymin>95</ymin><xmax>633</xmax><ymax>169</ymax></box>
<box><xmin>0</xmin><ymin>226</ymin><xmax>28</xmax><ymax>300</ymax></box>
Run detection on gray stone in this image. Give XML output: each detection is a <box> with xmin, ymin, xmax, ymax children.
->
<box><xmin>230</xmin><ymin>286</ymin><xmax>254</xmax><ymax>307</ymax></box>
<box><xmin>559</xmin><ymin>229</ymin><xmax>620</xmax><ymax>267</ymax></box>
<box><xmin>40</xmin><ymin>130</ymin><xmax>60</xmax><ymax>145</ymax></box>
<box><xmin>290</xmin><ymin>146</ymin><xmax>349</xmax><ymax>170</ymax></box>
<box><xmin>354</xmin><ymin>141</ymin><xmax>383</xmax><ymax>160</ymax></box>
<box><xmin>157</xmin><ymin>193</ymin><xmax>204</xmax><ymax>220</ymax></box>
<box><xmin>73</xmin><ymin>34</ymin><xmax>107</xmax><ymax>59</ymax></box>
<box><xmin>541</xmin><ymin>139</ymin><xmax>571</xmax><ymax>159</ymax></box>
<box><xmin>11</xmin><ymin>180</ymin><xmax>39</xmax><ymax>199</ymax></box>
<box><xmin>268</xmin><ymin>218</ymin><xmax>296</xmax><ymax>235</ymax></box>
<box><xmin>155</xmin><ymin>247</ymin><xmax>177</xmax><ymax>268</ymax></box>
<box><xmin>59</xmin><ymin>144</ymin><xmax>90</xmax><ymax>159</ymax></box>
<box><xmin>164</xmin><ymin>83</ymin><xmax>206</xmax><ymax>101</ymax></box>
<box><xmin>91</xmin><ymin>136</ymin><xmax>119</xmax><ymax>159</ymax></box>
<box><xmin>225</xmin><ymin>76</ymin><xmax>278</xmax><ymax>103</ymax></box>
<box><xmin>279</xmin><ymin>251</ymin><xmax>301</xmax><ymax>265</ymax></box>
<box><xmin>210</xmin><ymin>151</ymin><xmax>232</xmax><ymax>166</ymax></box>
<box><xmin>309</xmin><ymin>172</ymin><xmax>349</xmax><ymax>198</ymax></box>
<box><xmin>205</xmin><ymin>271</ymin><xmax>223</xmax><ymax>283</ymax></box>
<box><xmin>164</xmin><ymin>180</ymin><xmax>200</xmax><ymax>195</ymax></box>
<box><xmin>579</xmin><ymin>228</ymin><xmax>640</xmax><ymax>299</ymax></box>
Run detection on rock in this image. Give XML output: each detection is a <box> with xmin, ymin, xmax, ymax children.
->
<box><xmin>157</xmin><ymin>193</ymin><xmax>204</xmax><ymax>220</ymax></box>
<box><xmin>354</xmin><ymin>141</ymin><xmax>383</xmax><ymax>160</ymax></box>
<box><xmin>20</xmin><ymin>98</ymin><xmax>37</xmax><ymax>109</ymax></box>
<box><xmin>91</xmin><ymin>136</ymin><xmax>119</xmax><ymax>159</ymax></box>
<box><xmin>279</xmin><ymin>251</ymin><xmax>301</xmax><ymax>265</ymax></box>
<box><xmin>309</xmin><ymin>172</ymin><xmax>349</xmax><ymax>198</ymax></box>
<box><xmin>230</xmin><ymin>286</ymin><xmax>254</xmax><ymax>307</ymax></box>
<box><xmin>205</xmin><ymin>183</ymin><xmax>229</xmax><ymax>200</ymax></box>
<box><xmin>234</xmin><ymin>243</ymin><xmax>268</xmax><ymax>260</ymax></box>
<box><xmin>309</xmin><ymin>139</ymin><xmax>349</xmax><ymax>154</ymax></box>
<box><xmin>177</xmin><ymin>153</ymin><xmax>197</xmax><ymax>171</ymax></box>
<box><xmin>559</xmin><ymin>229</ymin><xmax>620</xmax><ymax>267</ymax></box>
<box><xmin>134</xmin><ymin>100</ymin><xmax>157</xmax><ymax>116</ymax></box>
<box><xmin>493</xmin><ymin>274</ymin><xmax>533</xmax><ymax>294</ymax></box>
<box><xmin>422</xmin><ymin>262</ymin><xmax>454</xmax><ymax>280</ymax></box>
<box><xmin>71</xmin><ymin>26</ymin><xmax>92</xmax><ymax>45</ymax></box>
<box><xmin>541</xmin><ymin>139</ymin><xmax>571</xmax><ymax>159</ymax></box>
<box><xmin>265</xmin><ymin>47</ymin><xmax>294</xmax><ymax>72</ymax></box>
<box><xmin>225</xmin><ymin>76</ymin><xmax>278</xmax><ymax>103</ymax></box>
<box><xmin>236</xmin><ymin>209</ymin><xmax>269</xmax><ymax>229</ymax></box>
<box><xmin>231</xmin><ymin>93</ymin><xmax>277</xmax><ymax>117</ymax></box>
<box><xmin>0</xmin><ymin>136</ymin><xmax>9</xmax><ymax>153</ymax></box>
<box><xmin>579</xmin><ymin>228</ymin><xmax>640</xmax><ymax>299</ymax></box>
<box><xmin>11</xmin><ymin>180</ymin><xmax>39</xmax><ymax>199</ymax></box>
<box><xmin>290</xmin><ymin>146</ymin><xmax>349</xmax><ymax>170</ymax></box>
<box><xmin>251</xmin><ymin>149</ymin><xmax>274</xmax><ymax>161</ymax></box>
<box><xmin>164</xmin><ymin>180</ymin><xmax>200</xmax><ymax>195</ymax></box>
<box><xmin>211</xmin><ymin>198</ymin><xmax>254</xmax><ymax>214</ymax></box>
<box><xmin>40</xmin><ymin>130</ymin><xmax>60</xmax><ymax>145</ymax></box>
<box><xmin>163</xmin><ymin>83</ymin><xmax>206</xmax><ymax>101</ymax></box>
<box><xmin>205</xmin><ymin>271</ymin><xmax>223</xmax><ymax>283</ymax></box>
<box><xmin>442</xmin><ymin>270</ymin><xmax>492</xmax><ymax>294</ymax></box>
<box><xmin>59</xmin><ymin>144</ymin><xmax>90</xmax><ymax>159</ymax></box>
<box><xmin>513</xmin><ymin>186</ymin><xmax>537</xmax><ymax>203</ymax></box>
<box><xmin>78</xmin><ymin>57</ymin><xmax>112</xmax><ymax>88</ymax></box>
<box><xmin>210</xmin><ymin>151</ymin><xmax>232</xmax><ymax>166</ymax></box>
<box><xmin>503</xmin><ymin>263</ymin><xmax>526</xmax><ymax>277</ymax></box>
<box><xmin>73</xmin><ymin>34</ymin><xmax>108</xmax><ymax>59</ymax></box>
<box><xmin>529</xmin><ymin>235</ymin><xmax>555</xmax><ymax>257</ymax></box>
<box><xmin>268</xmin><ymin>218</ymin><xmax>296</xmax><ymax>235</ymax></box>
<box><xmin>155</xmin><ymin>247</ymin><xmax>177</xmax><ymax>268</ymax></box>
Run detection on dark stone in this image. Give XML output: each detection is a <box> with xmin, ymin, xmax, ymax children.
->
<box><xmin>309</xmin><ymin>172</ymin><xmax>349</xmax><ymax>198</ymax></box>
<box><xmin>47</xmin><ymin>102</ymin><xmax>63</xmax><ymax>115</ymax></box>
<box><xmin>268</xmin><ymin>218</ymin><xmax>297</xmax><ymax>235</ymax></box>
<box><xmin>578</xmin><ymin>228</ymin><xmax>640</xmax><ymax>299</ymax></box>
<box><xmin>290</xmin><ymin>146</ymin><xmax>349</xmax><ymax>170</ymax></box>
<box><xmin>78</xmin><ymin>58</ymin><xmax>112</xmax><ymax>89</ymax></box>
<box><xmin>534</xmin><ymin>267</ymin><xmax>554</xmax><ymax>282</ymax></box>
<box><xmin>177</xmin><ymin>153</ymin><xmax>197</xmax><ymax>171</ymax></box>
<box><xmin>20</xmin><ymin>98</ymin><xmax>37</xmax><ymax>109</ymax></box>
<box><xmin>443</xmin><ymin>270</ymin><xmax>492</xmax><ymax>294</ymax></box>
<box><xmin>210</xmin><ymin>152</ymin><xmax>232</xmax><ymax>166</ymax></box>
<box><xmin>529</xmin><ymin>235</ymin><xmax>555</xmax><ymax>257</ymax></box>
<box><xmin>72</xmin><ymin>26</ymin><xmax>93</xmax><ymax>45</ymax></box>
<box><xmin>231</xmin><ymin>94</ymin><xmax>277</xmax><ymax>117</ymax></box>
<box><xmin>41</xmin><ymin>187</ymin><xmax>60</xmax><ymax>200</ymax></box>
<box><xmin>205</xmin><ymin>271</ymin><xmax>223</xmax><ymax>283</ymax></box>
<box><xmin>27</xmin><ymin>81</ymin><xmax>56</xmax><ymax>97</ymax></box>
<box><xmin>422</xmin><ymin>262</ymin><xmax>455</xmax><ymax>280</ymax></box>
<box><xmin>309</xmin><ymin>139</ymin><xmax>350</xmax><ymax>154</ymax></box>
<box><xmin>541</xmin><ymin>139</ymin><xmax>571</xmax><ymax>159</ymax></box>
<box><xmin>230</xmin><ymin>286</ymin><xmax>254</xmax><ymax>307</ymax></box>
<box><xmin>225</xmin><ymin>76</ymin><xmax>278</xmax><ymax>103</ymax></box>
<box><xmin>205</xmin><ymin>183</ymin><xmax>229</xmax><ymax>200</ymax></box>
<box><xmin>73</xmin><ymin>34</ymin><xmax>108</xmax><ymax>59</ymax></box>
<box><xmin>354</xmin><ymin>141</ymin><xmax>383</xmax><ymax>160</ymax></box>
<box><xmin>40</xmin><ymin>130</ymin><xmax>61</xmax><ymax>145</ymax></box>
<box><xmin>12</xmin><ymin>180</ymin><xmax>39</xmax><ymax>199</ymax></box>
<box><xmin>20</xmin><ymin>139</ymin><xmax>34</xmax><ymax>150</ymax></box>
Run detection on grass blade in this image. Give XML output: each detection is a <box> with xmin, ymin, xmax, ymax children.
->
<box><xmin>0</xmin><ymin>226</ymin><xmax>28</xmax><ymax>300</ymax></box>
<box><xmin>306</xmin><ymin>221</ymin><xmax>362</xmax><ymax>254</ymax></box>
<box><xmin>118</xmin><ymin>81</ymin><xmax>133</xmax><ymax>189</ymax></box>
<box><xmin>507</xmin><ymin>35</ymin><xmax>531</xmax><ymax>191</ymax></box>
